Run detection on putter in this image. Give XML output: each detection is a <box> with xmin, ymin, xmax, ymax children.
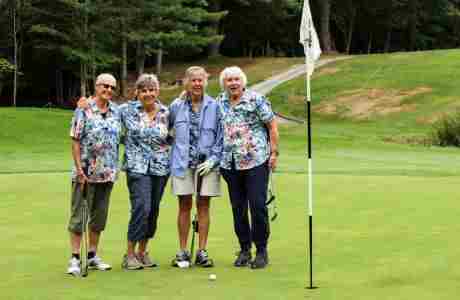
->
<box><xmin>80</xmin><ymin>182</ymin><xmax>89</xmax><ymax>277</ymax></box>
<box><xmin>266</xmin><ymin>171</ymin><xmax>278</xmax><ymax>222</ymax></box>
<box><xmin>190</xmin><ymin>155</ymin><xmax>205</xmax><ymax>266</ymax></box>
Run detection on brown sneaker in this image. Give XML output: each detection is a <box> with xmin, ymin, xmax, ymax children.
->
<box><xmin>136</xmin><ymin>252</ymin><xmax>158</xmax><ymax>268</ymax></box>
<box><xmin>122</xmin><ymin>254</ymin><xmax>143</xmax><ymax>270</ymax></box>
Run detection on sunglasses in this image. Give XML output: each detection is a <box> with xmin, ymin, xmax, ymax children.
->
<box><xmin>99</xmin><ymin>84</ymin><xmax>116</xmax><ymax>90</ymax></box>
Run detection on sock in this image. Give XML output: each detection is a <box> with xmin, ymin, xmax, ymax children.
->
<box><xmin>72</xmin><ymin>253</ymin><xmax>80</xmax><ymax>260</ymax></box>
<box><xmin>88</xmin><ymin>251</ymin><xmax>96</xmax><ymax>259</ymax></box>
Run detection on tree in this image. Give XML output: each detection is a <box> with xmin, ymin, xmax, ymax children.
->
<box><xmin>316</xmin><ymin>0</ymin><xmax>333</xmax><ymax>52</ymax></box>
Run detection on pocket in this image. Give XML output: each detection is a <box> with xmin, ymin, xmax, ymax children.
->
<box><xmin>175</xmin><ymin>120</ymin><xmax>188</xmax><ymax>140</ymax></box>
<box><xmin>201</xmin><ymin>127</ymin><xmax>216</xmax><ymax>148</ymax></box>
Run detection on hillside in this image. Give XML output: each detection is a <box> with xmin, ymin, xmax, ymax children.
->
<box><xmin>269</xmin><ymin>49</ymin><xmax>460</xmax><ymax>141</ymax></box>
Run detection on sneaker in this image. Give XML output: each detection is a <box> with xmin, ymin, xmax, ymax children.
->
<box><xmin>234</xmin><ymin>250</ymin><xmax>252</xmax><ymax>267</ymax></box>
<box><xmin>67</xmin><ymin>257</ymin><xmax>81</xmax><ymax>275</ymax></box>
<box><xmin>171</xmin><ymin>250</ymin><xmax>191</xmax><ymax>268</ymax></box>
<box><xmin>88</xmin><ymin>255</ymin><xmax>112</xmax><ymax>271</ymax></box>
<box><xmin>250</xmin><ymin>249</ymin><xmax>269</xmax><ymax>269</ymax></box>
<box><xmin>136</xmin><ymin>252</ymin><xmax>158</xmax><ymax>268</ymax></box>
<box><xmin>195</xmin><ymin>249</ymin><xmax>214</xmax><ymax>268</ymax></box>
<box><xmin>122</xmin><ymin>254</ymin><xmax>144</xmax><ymax>270</ymax></box>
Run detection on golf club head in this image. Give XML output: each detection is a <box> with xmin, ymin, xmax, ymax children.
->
<box><xmin>265</xmin><ymin>195</ymin><xmax>275</xmax><ymax>206</ymax></box>
<box><xmin>270</xmin><ymin>212</ymin><xmax>278</xmax><ymax>222</ymax></box>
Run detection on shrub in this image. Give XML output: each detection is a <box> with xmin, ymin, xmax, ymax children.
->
<box><xmin>432</xmin><ymin>111</ymin><xmax>460</xmax><ymax>147</ymax></box>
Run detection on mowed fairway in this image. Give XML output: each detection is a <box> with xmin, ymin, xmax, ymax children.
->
<box><xmin>2</xmin><ymin>51</ymin><xmax>460</xmax><ymax>299</ymax></box>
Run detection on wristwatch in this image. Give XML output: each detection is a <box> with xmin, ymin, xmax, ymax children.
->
<box><xmin>271</xmin><ymin>150</ymin><xmax>279</xmax><ymax>157</ymax></box>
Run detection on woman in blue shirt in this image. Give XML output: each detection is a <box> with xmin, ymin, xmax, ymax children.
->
<box><xmin>169</xmin><ymin>66</ymin><xmax>223</xmax><ymax>267</ymax></box>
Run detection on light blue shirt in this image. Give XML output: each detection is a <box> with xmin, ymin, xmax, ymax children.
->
<box><xmin>169</xmin><ymin>94</ymin><xmax>223</xmax><ymax>177</ymax></box>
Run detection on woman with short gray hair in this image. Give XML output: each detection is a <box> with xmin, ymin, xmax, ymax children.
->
<box><xmin>217</xmin><ymin>66</ymin><xmax>279</xmax><ymax>269</ymax></box>
<box><xmin>120</xmin><ymin>73</ymin><xmax>170</xmax><ymax>270</ymax></box>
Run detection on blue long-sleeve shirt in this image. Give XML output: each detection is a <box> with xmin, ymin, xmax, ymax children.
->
<box><xmin>169</xmin><ymin>94</ymin><xmax>223</xmax><ymax>177</ymax></box>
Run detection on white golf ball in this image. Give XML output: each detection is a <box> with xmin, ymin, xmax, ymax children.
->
<box><xmin>209</xmin><ymin>273</ymin><xmax>217</xmax><ymax>281</ymax></box>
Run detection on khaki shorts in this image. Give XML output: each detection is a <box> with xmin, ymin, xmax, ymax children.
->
<box><xmin>171</xmin><ymin>168</ymin><xmax>221</xmax><ymax>197</ymax></box>
<box><xmin>68</xmin><ymin>182</ymin><xmax>113</xmax><ymax>233</ymax></box>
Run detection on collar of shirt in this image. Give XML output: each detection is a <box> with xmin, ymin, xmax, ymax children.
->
<box><xmin>221</xmin><ymin>89</ymin><xmax>252</xmax><ymax>107</ymax></box>
<box><xmin>88</xmin><ymin>98</ymin><xmax>116</xmax><ymax>114</ymax></box>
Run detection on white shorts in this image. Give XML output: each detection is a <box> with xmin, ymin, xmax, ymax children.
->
<box><xmin>171</xmin><ymin>168</ymin><xmax>221</xmax><ymax>197</ymax></box>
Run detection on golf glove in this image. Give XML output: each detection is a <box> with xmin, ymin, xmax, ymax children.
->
<box><xmin>197</xmin><ymin>159</ymin><xmax>215</xmax><ymax>176</ymax></box>
<box><xmin>158</xmin><ymin>124</ymin><xmax>168</xmax><ymax>138</ymax></box>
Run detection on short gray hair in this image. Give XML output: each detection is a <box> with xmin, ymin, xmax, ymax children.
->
<box><xmin>183</xmin><ymin>66</ymin><xmax>209</xmax><ymax>88</ymax></box>
<box><xmin>135</xmin><ymin>73</ymin><xmax>159</xmax><ymax>90</ymax></box>
<box><xmin>219</xmin><ymin>66</ymin><xmax>247</xmax><ymax>90</ymax></box>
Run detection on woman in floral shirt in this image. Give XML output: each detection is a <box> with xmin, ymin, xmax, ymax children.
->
<box><xmin>217</xmin><ymin>66</ymin><xmax>279</xmax><ymax>269</ymax></box>
<box><xmin>119</xmin><ymin>74</ymin><xmax>170</xmax><ymax>270</ymax></box>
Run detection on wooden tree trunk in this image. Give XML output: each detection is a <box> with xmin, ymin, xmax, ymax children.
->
<box><xmin>346</xmin><ymin>7</ymin><xmax>356</xmax><ymax>54</ymax></box>
<box><xmin>156</xmin><ymin>48</ymin><xmax>163</xmax><ymax>75</ymax></box>
<box><xmin>207</xmin><ymin>1</ymin><xmax>222</xmax><ymax>57</ymax></box>
<box><xmin>121</xmin><ymin>34</ymin><xmax>128</xmax><ymax>97</ymax></box>
<box><xmin>12</xmin><ymin>0</ymin><xmax>18</xmax><ymax>106</ymax></box>
<box><xmin>317</xmin><ymin>0</ymin><xmax>332</xmax><ymax>52</ymax></box>
<box><xmin>408</xmin><ymin>0</ymin><xmax>417</xmax><ymax>51</ymax></box>
<box><xmin>367</xmin><ymin>32</ymin><xmax>373</xmax><ymax>53</ymax></box>
<box><xmin>80</xmin><ymin>63</ymin><xmax>87</xmax><ymax>96</ymax></box>
<box><xmin>56</xmin><ymin>69</ymin><xmax>64</xmax><ymax>105</ymax></box>
<box><xmin>136</xmin><ymin>40</ymin><xmax>145</xmax><ymax>76</ymax></box>
<box><xmin>384</xmin><ymin>29</ymin><xmax>392</xmax><ymax>53</ymax></box>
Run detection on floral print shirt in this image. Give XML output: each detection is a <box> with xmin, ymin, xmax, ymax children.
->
<box><xmin>187</xmin><ymin>100</ymin><xmax>201</xmax><ymax>169</ymax></box>
<box><xmin>70</xmin><ymin>100</ymin><xmax>121</xmax><ymax>182</ymax></box>
<box><xmin>120</xmin><ymin>100</ymin><xmax>170</xmax><ymax>176</ymax></box>
<box><xmin>217</xmin><ymin>89</ymin><xmax>275</xmax><ymax>170</ymax></box>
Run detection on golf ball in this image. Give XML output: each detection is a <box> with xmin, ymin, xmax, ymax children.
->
<box><xmin>209</xmin><ymin>274</ymin><xmax>217</xmax><ymax>281</ymax></box>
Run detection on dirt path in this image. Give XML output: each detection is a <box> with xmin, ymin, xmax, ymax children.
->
<box><xmin>249</xmin><ymin>56</ymin><xmax>351</xmax><ymax>124</ymax></box>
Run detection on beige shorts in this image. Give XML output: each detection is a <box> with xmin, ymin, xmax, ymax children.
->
<box><xmin>171</xmin><ymin>168</ymin><xmax>221</xmax><ymax>197</ymax></box>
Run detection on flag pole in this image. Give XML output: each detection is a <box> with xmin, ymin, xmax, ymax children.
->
<box><xmin>300</xmin><ymin>0</ymin><xmax>319</xmax><ymax>290</ymax></box>
<box><xmin>305</xmin><ymin>46</ymin><xmax>317</xmax><ymax>291</ymax></box>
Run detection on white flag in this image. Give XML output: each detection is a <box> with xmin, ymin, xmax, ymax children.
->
<box><xmin>299</xmin><ymin>0</ymin><xmax>321</xmax><ymax>75</ymax></box>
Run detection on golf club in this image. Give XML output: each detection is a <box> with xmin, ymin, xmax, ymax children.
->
<box><xmin>266</xmin><ymin>171</ymin><xmax>278</xmax><ymax>222</ymax></box>
<box><xmin>190</xmin><ymin>154</ymin><xmax>205</xmax><ymax>265</ymax></box>
<box><xmin>80</xmin><ymin>182</ymin><xmax>89</xmax><ymax>277</ymax></box>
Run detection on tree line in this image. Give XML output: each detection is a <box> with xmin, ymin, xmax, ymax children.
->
<box><xmin>1</xmin><ymin>0</ymin><xmax>460</xmax><ymax>106</ymax></box>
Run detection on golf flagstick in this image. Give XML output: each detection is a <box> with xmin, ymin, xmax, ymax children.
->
<box><xmin>80</xmin><ymin>182</ymin><xmax>89</xmax><ymax>277</ymax></box>
<box><xmin>299</xmin><ymin>0</ymin><xmax>321</xmax><ymax>290</ymax></box>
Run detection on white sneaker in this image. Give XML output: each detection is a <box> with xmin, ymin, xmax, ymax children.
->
<box><xmin>67</xmin><ymin>257</ymin><xmax>81</xmax><ymax>275</ymax></box>
<box><xmin>88</xmin><ymin>256</ymin><xmax>112</xmax><ymax>271</ymax></box>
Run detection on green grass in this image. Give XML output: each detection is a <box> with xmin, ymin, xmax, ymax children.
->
<box><xmin>1</xmin><ymin>51</ymin><xmax>460</xmax><ymax>299</ymax></box>
<box><xmin>270</xmin><ymin>49</ymin><xmax>460</xmax><ymax>139</ymax></box>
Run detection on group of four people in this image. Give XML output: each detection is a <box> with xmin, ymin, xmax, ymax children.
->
<box><xmin>66</xmin><ymin>66</ymin><xmax>279</xmax><ymax>275</ymax></box>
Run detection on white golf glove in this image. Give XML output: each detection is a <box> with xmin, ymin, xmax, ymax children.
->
<box><xmin>197</xmin><ymin>159</ymin><xmax>214</xmax><ymax>176</ymax></box>
<box><xmin>158</xmin><ymin>124</ymin><xmax>168</xmax><ymax>138</ymax></box>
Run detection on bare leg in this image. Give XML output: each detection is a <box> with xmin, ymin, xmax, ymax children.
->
<box><xmin>70</xmin><ymin>232</ymin><xmax>82</xmax><ymax>254</ymax></box>
<box><xmin>196</xmin><ymin>196</ymin><xmax>210</xmax><ymax>250</ymax></box>
<box><xmin>89</xmin><ymin>230</ymin><xmax>100</xmax><ymax>253</ymax></box>
<box><xmin>127</xmin><ymin>240</ymin><xmax>137</xmax><ymax>257</ymax></box>
<box><xmin>138</xmin><ymin>239</ymin><xmax>148</xmax><ymax>256</ymax></box>
<box><xmin>177</xmin><ymin>195</ymin><xmax>193</xmax><ymax>250</ymax></box>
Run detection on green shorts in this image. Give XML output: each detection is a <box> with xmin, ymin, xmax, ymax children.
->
<box><xmin>68</xmin><ymin>182</ymin><xmax>114</xmax><ymax>233</ymax></box>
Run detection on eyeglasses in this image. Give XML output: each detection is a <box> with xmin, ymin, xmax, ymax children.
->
<box><xmin>99</xmin><ymin>84</ymin><xmax>116</xmax><ymax>90</ymax></box>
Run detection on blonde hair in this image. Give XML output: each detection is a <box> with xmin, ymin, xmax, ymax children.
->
<box><xmin>183</xmin><ymin>66</ymin><xmax>209</xmax><ymax>88</ymax></box>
